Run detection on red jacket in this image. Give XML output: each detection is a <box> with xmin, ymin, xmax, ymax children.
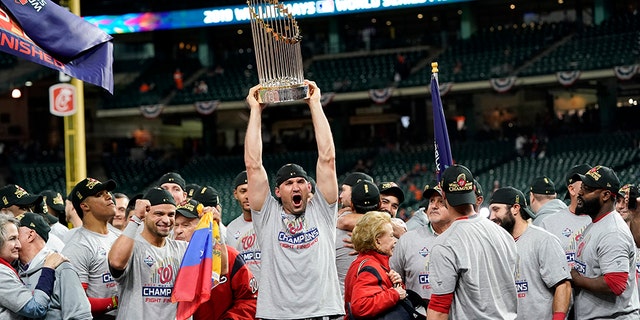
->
<box><xmin>344</xmin><ymin>251</ymin><xmax>401</xmax><ymax>319</ymax></box>
<box><xmin>193</xmin><ymin>246</ymin><xmax>258</xmax><ymax>320</ymax></box>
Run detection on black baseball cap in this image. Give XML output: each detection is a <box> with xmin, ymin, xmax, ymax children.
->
<box><xmin>564</xmin><ymin>163</ymin><xmax>591</xmax><ymax>199</ymax></box>
<box><xmin>70</xmin><ymin>178</ymin><xmax>117</xmax><ymax>214</ymax></box>
<box><xmin>233</xmin><ymin>171</ymin><xmax>248</xmax><ymax>189</ymax></box>
<box><xmin>530</xmin><ymin>176</ymin><xmax>556</xmax><ymax>195</ymax></box>
<box><xmin>143</xmin><ymin>187</ymin><xmax>177</xmax><ymax>206</ymax></box>
<box><xmin>40</xmin><ymin>190</ymin><xmax>65</xmax><ymax>213</ymax></box>
<box><xmin>192</xmin><ymin>186</ymin><xmax>220</xmax><ymax>207</ymax></box>
<box><xmin>19</xmin><ymin>212</ymin><xmax>51</xmax><ymax>242</ymax></box>
<box><xmin>0</xmin><ymin>184</ymin><xmax>42</xmax><ymax>209</ymax></box>
<box><xmin>441</xmin><ymin>164</ymin><xmax>476</xmax><ymax>207</ymax></box>
<box><xmin>352</xmin><ymin>180</ymin><xmax>380</xmax><ymax>213</ymax></box>
<box><xmin>378</xmin><ymin>182</ymin><xmax>405</xmax><ymax>204</ymax></box>
<box><xmin>422</xmin><ymin>179</ymin><xmax>443</xmax><ymax>199</ymax></box>
<box><xmin>342</xmin><ymin>172</ymin><xmax>374</xmax><ymax>187</ymax></box>
<box><xmin>158</xmin><ymin>172</ymin><xmax>186</xmax><ymax>191</ymax></box>
<box><xmin>571</xmin><ymin>165</ymin><xmax>621</xmax><ymax>196</ymax></box>
<box><xmin>275</xmin><ymin>163</ymin><xmax>308</xmax><ymax>187</ymax></box>
<box><xmin>176</xmin><ymin>199</ymin><xmax>201</xmax><ymax>219</ymax></box>
<box><xmin>490</xmin><ymin>187</ymin><xmax>535</xmax><ymax>219</ymax></box>
<box><xmin>474</xmin><ymin>179</ymin><xmax>483</xmax><ymax>198</ymax></box>
<box><xmin>185</xmin><ymin>184</ymin><xmax>201</xmax><ymax>199</ymax></box>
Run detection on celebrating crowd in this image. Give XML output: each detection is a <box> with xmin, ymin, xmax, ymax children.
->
<box><xmin>1</xmin><ymin>81</ymin><xmax>639</xmax><ymax>319</ymax></box>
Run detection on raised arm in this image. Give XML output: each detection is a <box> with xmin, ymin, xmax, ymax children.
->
<box><xmin>244</xmin><ymin>85</ymin><xmax>270</xmax><ymax>212</ymax></box>
<box><xmin>305</xmin><ymin>80</ymin><xmax>337</xmax><ymax>204</ymax></box>
<box><xmin>108</xmin><ymin>199</ymin><xmax>148</xmax><ymax>273</ymax></box>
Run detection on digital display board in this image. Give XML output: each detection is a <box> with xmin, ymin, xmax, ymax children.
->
<box><xmin>84</xmin><ymin>0</ymin><xmax>472</xmax><ymax>34</ymax></box>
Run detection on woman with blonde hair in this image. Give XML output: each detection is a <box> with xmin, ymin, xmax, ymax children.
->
<box><xmin>344</xmin><ymin>211</ymin><xmax>406</xmax><ymax>319</ymax></box>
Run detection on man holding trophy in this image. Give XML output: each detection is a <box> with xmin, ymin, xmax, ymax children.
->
<box><xmin>244</xmin><ymin>2</ymin><xmax>344</xmax><ymax>319</ymax></box>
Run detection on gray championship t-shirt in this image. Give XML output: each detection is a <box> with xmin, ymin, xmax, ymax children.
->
<box><xmin>252</xmin><ymin>188</ymin><xmax>343</xmax><ymax>319</ymax></box>
<box><xmin>428</xmin><ymin>214</ymin><xmax>518</xmax><ymax>319</ymax></box>
<box><xmin>573</xmin><ymin>211</ymin><xmax>640</xmax><ymax>319</ymax></box>
<box><xmin>538</xmin><ymin>208</ymin><xmax>591</xmax><ymax>268</ymax></box>
<box><xmin>390</xmin><ymin>224</ymin><xmax>438</xmax><ymax>300</ymax></box>
<box><xmin>112</xmin><ymin>236</ymin><xmax>188</xmax><ymax>320</ymax></box>
<box><xmin>61</xmin><ymin>227</ymin><xmax>120</xmax><ymax>318</ymax></box>
<box><xmin>514</xmin><ymin>225</ymin><xmax>571</xmax><ymax>320</ymax></box>
<box><xmin>226</xmin><ymin>214</ymin><xmax>262</xmax><ymax>281</ymax></box>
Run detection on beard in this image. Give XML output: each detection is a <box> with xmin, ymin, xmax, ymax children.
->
<box><xmin>493</xmin><ymin>213</ymin><xmax>515</xmax><ymax>235</ymax></box>
<box><xmin>576</xmin><ymin>196</ymin><xmax>601</xmax><ymax>219</ymax></box>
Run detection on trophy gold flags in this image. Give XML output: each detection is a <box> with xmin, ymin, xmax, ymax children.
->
<box><xmin>248</xmin><ymin>0</ymin><xmax>309</xmax><ymax>103</ymax></box>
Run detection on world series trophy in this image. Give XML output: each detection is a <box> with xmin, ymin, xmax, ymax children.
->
<box><xmin>248</xmin><ymin>0</ymin><xmax>309</xmax><ymax>103</ymax></box>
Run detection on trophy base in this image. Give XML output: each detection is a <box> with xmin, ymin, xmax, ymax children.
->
<box><xmin>257</xmin><ymin>84</ymin><xmax>309</xmax><ymax>104</ymax></box>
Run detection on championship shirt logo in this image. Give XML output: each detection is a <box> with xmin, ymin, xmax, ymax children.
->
<box><xmin>233</xmin><ymin>230</ymin><xmax>241</xmax><ymax>240</ymax></box>
<box><xmin>419</xmin><ymin>247</ymin><xmax>429</xmax><ymax>257</ymax></box>
<box><xmin>144</xmin><ymin>255</ymin><xmax>156</xmax><ymax>267</ymax></box>
<box><xmin>562</xmin><ymin>227</ymin><xmax>572</xmax><ymax>237</ymax></box>
<box><xmin>85</xmin><ymin>178</ymin><xmax>100</xmax><ymax>190</ymax></box>
<box><xmin>98</xmin><ymin>246</ymin><xmax>107</xmax><ymax>256</ymax></box>
<box><xmin>516</xmin><ymin>280</ymin><xmax>528</xmax><ymax>297</ymax></box>
<box><xmin>14</xmin><ymin>186</ymin><xmax>28</xmax><ymax>198</ymax></box>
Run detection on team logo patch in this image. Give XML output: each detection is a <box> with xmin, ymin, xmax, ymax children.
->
<box><xmin>98</xmin><ymin>246</ymin><xmax>107</xmax><ymax>256</ymax></box>
<box><xmin>233</xmin><ymin>230</ymin><xmax>241</xmax><ymax>240</ymax></box>
<box><xmin>249</xmin><ymin>276</ymin><xmax>258</xmax><ymax>294</ymax></box>
<box><xmin>562</xmin><ymin>228</ymin><xmax>572</xmax><ymax>237</ymax></box>
<box><xmin>85</xmin><ymin>178</ymin><xmax>100</xmax><ymax>190</ymax></box>
<box><xmin>418</xmin><ymin>247</ymin><xmax>429</xmax><ymax>257</ymax></box>
<box><xmin>144</xmin><ymin>255</ymin><xmax>156</xmax><ymax>267</ymax></box>
<box><xmin>14</xmin><ymin>186</ymin><xmax>29</xmax><ymax>199</ymax></box>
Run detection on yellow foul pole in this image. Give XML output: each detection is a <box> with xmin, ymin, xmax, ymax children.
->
<box><xmin>63</xmin><ymin>0</ymin><xmax>87</xmax><ymax>196</ymax></box>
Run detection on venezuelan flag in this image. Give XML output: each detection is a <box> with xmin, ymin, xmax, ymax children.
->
<box><xmin>172</xmin><ymin>210</ymin><xmax>222</xmax><ymax>320</ymax></box>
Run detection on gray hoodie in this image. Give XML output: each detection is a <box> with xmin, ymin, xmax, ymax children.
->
<box><xmin>19</xmin><ymin>248</ymin><xmax>92</xmax><ymax>320</ymax></box>
<box><xmin>532</xmin><ymin>199</ymin><xmax>568</xmax><ymax>227</ymax></box>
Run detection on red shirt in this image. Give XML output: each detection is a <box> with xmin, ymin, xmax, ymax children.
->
<box><xmin>193</xmin><ymin>246</ymin><xmax>258</xmax><ymax>320</ymax></box>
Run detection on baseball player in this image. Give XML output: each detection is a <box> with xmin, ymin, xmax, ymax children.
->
<box><xmin>570</xmin><ymin>165</ymin><xmax>640</xmax><ymax>319</ymax></box>
<box><xmin>490</xmin><ymin>187</ymin><xmax>571</xmax><ymax>320</ymax></box>
<box><xmin>426</xmin><ymin>164</ymin><xmax>517</xmax><ymax>320</ymax></box>
<box><xmin>62</xmin><ymin>178</ymin><xmax>120</xmax><ymax>319</ymax></box>
<box><xmin>390</xmin><ymin>182</ymin><xmax>451</xmax><ymax>303</ymax></box>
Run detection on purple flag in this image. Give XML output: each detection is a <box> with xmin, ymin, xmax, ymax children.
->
<box><xmin>0</xmin><ymin>0</ymin><xmax>113</xmax><ymax>93</ymax></box>
<box><xmin>431</xmin><ymin>72</ymin><xmax>453</xmax><ymax>181</ymax></box>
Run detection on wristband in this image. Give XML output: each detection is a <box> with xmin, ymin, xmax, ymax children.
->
<box><xmin>129</xmin><ymin>216</ymin><xmax>142</xmax><ymax>225</ymax></box>
<box><xmin>123</xmin><ymin>220</ymin><xmax>139</xmax><ymax>239</ymax></box>
<box><xmin>552</xmin><ymin>312</ymin><xmax>566</xmax><ymax>320</ymax></box>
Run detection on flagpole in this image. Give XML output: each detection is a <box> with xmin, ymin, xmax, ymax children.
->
<box><xmin>64</xmin><ymin>0</ymin><xmax>87</xmax><ymax>199</ymax></box>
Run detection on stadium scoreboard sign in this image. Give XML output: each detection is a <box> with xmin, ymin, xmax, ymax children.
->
<box><xmin>85</xmin><ymin>0</ymin><xmax>472</xmax><ymax>34</ymax></box>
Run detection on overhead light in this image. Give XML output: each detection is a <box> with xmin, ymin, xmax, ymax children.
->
<box><xmin>11</xmin><ymin>88</ymin><xmax>21</xmax><ymax>99</ymax></box>
<box><xmin>25</xmin><ymin>81</ymin><xmax>32</xmax><ymax>87</ymax></box>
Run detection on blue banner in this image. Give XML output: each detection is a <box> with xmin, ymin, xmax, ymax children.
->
<box><xmin>0</xmin><ymin>0</ymin><xmax>113</xmax><ymax>93</ymax></box>
<box><xmin>431</xmin><ymin>72</ymin><xmax>453</xmax><ymax>181</ymax></box>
